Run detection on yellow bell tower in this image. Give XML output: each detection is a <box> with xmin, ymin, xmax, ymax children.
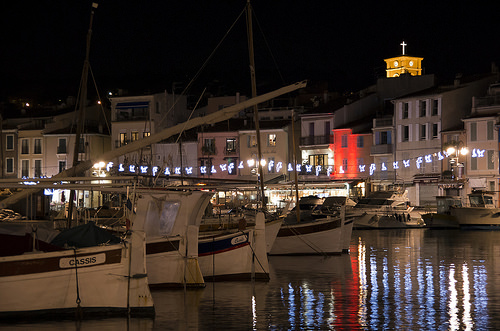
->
<box><xmin>384</xmin><ymin>41</ymin><xmax>423</xmax><ymax>77</ymax></box>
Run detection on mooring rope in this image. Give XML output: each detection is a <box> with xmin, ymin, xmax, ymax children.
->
<box><xmin>73</xmin><ymin>249</ymin><xmax>83</xmax><ymax>319</ymax></box>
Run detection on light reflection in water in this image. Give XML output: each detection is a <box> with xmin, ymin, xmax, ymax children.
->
<box><xmin>252</xmin><ymin>295</ymin><xmax>256</xmax><ymax>331</ymax></box>
<box><xmin>474</xmin><ymin>264</ymin><xmax>488</xmax><ymax>329</ymax></box>
<box><xmin>358</xmin><ymin>239</ymin><xmax>367</xmax><ymax>325</ymax></box>
<box><xmin>449</xmin><ymin>265</ymin><xmax>459</xmax><ymax>331</ymax></box>
<box><xmin>354</xmin><ymin>230</ymin><xmax>491</xmax><ymax>330</ymax></box>
<box><xmin>426</xmin><ymin>261</ymin><xmax>435</xmax><ymax>328</ymax></box>
<box><xmin>462</xmin><ymin>264</ymin><xmax>473</xmax><ymax>331</ymax></box>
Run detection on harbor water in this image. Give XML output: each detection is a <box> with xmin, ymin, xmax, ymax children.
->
<box><xmin>2</xmin><ymin>229</ymin><xmax>500</xmax><ymax>330</ymax></box>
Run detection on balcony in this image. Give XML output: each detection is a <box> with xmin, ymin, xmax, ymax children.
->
<box><xmin>373</xmin><ymin>117</ymin><xmax>393</xmax><ymax>128</ymax></box>
<box><xmin>300</xmin><ymin>135</ymin><xmax>334</xmax><ymax>146</ymax></box>
<box><xmin>224</xmin><ymin>147</ymin><xmax>238</xmax><ymax>156</ymax></box>
<box><xmin>202</xmin><ymin>145</ymin><xmax>216</xmax><ymax>155</ymax></box>
<box><xmin>371</xmin><ymin>144</ymin><xmax>393</xmax><ymax>155</ymax></box>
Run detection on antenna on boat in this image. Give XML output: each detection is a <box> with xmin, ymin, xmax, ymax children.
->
<box><xmin>246</xmin><ymin>0</ymin><xmax>266</xmax><ymax>211</ymax></box>
<box><xmin>66</xmin><ymin>2</ymin><xmax>98</xmax><ymax>229</ymax></box>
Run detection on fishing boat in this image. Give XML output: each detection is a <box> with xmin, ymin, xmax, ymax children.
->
<box><xmin>351</xmin><ymin>191</ymin><xmax>425</xmax><ymax>229</ymax></box>
<box><xmin>312</xmin><ymin>196</ymin><xmax>356</xmax><ymax>252</ymax></box>
<box><xmin>135</xmin><ymin>189</ymin><xmax>212</xmax><ymax>288</ymax></box>
<box><xmin>269</xmin><ymin>195</ymin><xmax>345</xmax><ymax>255</ymax></box>
<box><xmin>198</xmin><ymin>211</ymin><xmax>269</xmax><ymax>281</ymax></box>
<box><xmin>421</xmin><ymin>196</ymin><xmax>460</xmax><ymax>228</ymax></box>
<box><xmin>200</xmin><ymin>207</ymin><xmax>283</xmax><ymax>253</ymax></box>
<box><xmin>0</xmin><ymin>206</ymin><xmax>154</xmax><ymax>320</ymax></box>
<box><xmin>269</xmin><ymin>210</ymin><xmax>344</xmax><ymax>255</ymax></box>
<box><xmin>449</xmin><ymin>191</ymin><xmax>500</xmax><ymax>229</ymax></box>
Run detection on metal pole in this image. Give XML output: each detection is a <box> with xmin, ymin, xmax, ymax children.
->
<box><xmin>246</xmin><ymin>0</ymin><xmax>266</xmax><ymax>211</ymax></box>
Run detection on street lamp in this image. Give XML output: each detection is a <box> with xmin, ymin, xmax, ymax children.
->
<box><xmin>445</xmin><ymin>141</ymin><xmax>468</xmax><ymax>179</ymax></box>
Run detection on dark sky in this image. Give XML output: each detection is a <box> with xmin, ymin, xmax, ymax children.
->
<box><xmin>2</xmin><ymin>1</ymin><xmax>499</xmax><ymax>102</ymax></box>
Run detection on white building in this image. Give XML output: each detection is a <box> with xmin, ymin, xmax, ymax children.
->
<box><xmin>394</xmin><ymin>74</ymin><xmax>497</xmax><ymax>206</ymax></box>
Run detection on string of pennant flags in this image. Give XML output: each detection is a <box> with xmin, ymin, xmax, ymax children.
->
<box><xmin>101</xmin><ymin>148</ymin><xmax>486</xmax><ymax>177</ymax></box>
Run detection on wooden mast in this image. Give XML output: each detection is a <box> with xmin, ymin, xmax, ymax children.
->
<box><xmin>66</xmin><ymin>2</ymin><xmax>98</xmax><ymax>228</ymax></box>
<box><xmin>246</xmin><ymin>0</ymin><xmax>266</xmax><ymax>211</ymax></box>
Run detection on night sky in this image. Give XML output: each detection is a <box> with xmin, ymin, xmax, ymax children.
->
<box><xmin>2</xmin><ymin>1</ymin><xmax>499</xmax><ymax>102</ymax></box>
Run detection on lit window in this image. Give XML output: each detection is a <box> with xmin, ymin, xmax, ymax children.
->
<box><xmin>268</xmin><ymin>134</ymin><xmax>276</xmax><ymax>147</ymax></box>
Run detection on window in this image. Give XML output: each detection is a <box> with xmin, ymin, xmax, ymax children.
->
<box><xmin>490</xmin><ymin>181</ymin><xmax>496</xmax><ymax>192</ymax></box>
<box><xmin>58</xmin><ymin>138</ymin><xmax>67</xmax><ymax>154</ymax></box>
<box><xmin>267</xmin><ymin>134</ymin><xmax>276</xmax><ymax>147</ymax></box>
<box><xmin>131</xmin><ymin>131</ymin><xmax>139</xmax><ymax>142</ymax></box>
<box><xmin>226</xmin><ymin>138</ymin><xmax>237</xmax><ymax>153</ymax></box>
<box><xmin>21</xmin><ymin>160</ymin><xmax>29</xmax><ymax>178</ymax></box>
<box><xmin>471</xmin><ymin>156</ymin><xmax>477</xmax><ymax>170</ymax></box>
<box><xmin>403</xmin><ymin>103</ymin><xmax>409</xmax><ymax>119</ymax></box>
<box><xmin>58</xmin><ymin>160</ymin><xmax>66</xmax><ymax>173</ymax></box>
<box><xmin>376</xmin><ymin>131</ymin><xmax>391</xmax><ymax>145</ymax></box>
<box><xmin>120</xmin><ymin>133</ymin><xmax>128</xmax><ymax>146</ymax></box>
<box><xmin>309</xmin><ymin>154</ymin><xmax>326</xmax><ymax>166</ymax></box>
<box><xmin>143</xmin><ymin>132</ymin><xmax>151</xmax><ymax>138</ymax></box>
<box><xmin>420</xmin><ymin>100</ymin><xmax>427</xmax><ymax>117</ymax></box>
<box><xmin>403</xmin><ymin>125</ymin><xmax>409</xmax><ymax>142</ymax></box>
<box><xmin>341</xmin><ymin>135</ymin><xmax>348</xmax><ymax>148</ymax></box>
<box><xmin>247</xmin><ymin>135</ymin><xmax>257</xmax><ymax>148</ymax></box>
<box><xmin>324</xmin><ymin>121</ymin><xmax>330</xmax><ymax>136</ymax></box>
<box><xmin>470</xmin><ymin>123</ymin><xmax>477</xmax><ymax>141</ymax></box>
<box><xmin>21</xmin><ymin>139</ymin><xmax>29</xmax><ymax>154</ymax></box>
<box><xmin>357</xmin><ymin>136</ymin><xmax>364</xmax><ymax>148</ymax></box>
<box><xmin>488</xmin><ymin>150</ymin><xmax>495</xmax><ymax>170</ymax></box>
<box><xmin>420</xmin><ymin>124</ymin><xmax>427</xmax><ymax>140</ymax></box>
<box><xmin>6</xmin><ymin>135</ymin><xmax>14</xmax><ymax>151</ymax></box>
<box><xmin>309</xmin><ymin>123</ymin><xmax>315</xmax><ymax>136</ymax></box>
<box><xmin>155</xmin><ymin>101</ymin><xmax>160</xmax><ymax>114</ymax></box>
<box><xmin>34</xmin><ymin>160</ymin><xmax>42</xmax><ymax>177</ymax></box>
<box><xmin>432</xmin><ymin>99</ymin><xmax>439</xmax><ymax>116</ymax></box>
<box><xmin>357</xmin><ymin>158</ymin><xmax>364</xmax><ymax>170</ymax></box>
<box><xmin>487</xmin><ymin>121</ymin><xmax>494</xmax><ymax>140</ymax></box>
<box><xmin>203</xmin><ymin>138</ymin><xmax>215</xmax><ymax>154</ymax></box>
<box><xmin>432</xmin><ymin>123</ymin><xmax>439</xmax><ymax>139</ymax></box>
<box><xmin>342</xmin><ymin>159</ymin><xmax>348</xmax><ymax>173</ymax></box>
<box><xmin>6</xmin><ymin>158</ymin><xmax>14</xmax><ymax>173</ymax></box>
<box><xmin>34</xmin><ymin>138</ymin><xmax>42</xmax><ymax>154</ymax></box>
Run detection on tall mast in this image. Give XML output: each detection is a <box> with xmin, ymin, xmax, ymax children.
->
<box><xmin>67</xmin><ymin>2</ymin><xmax>98</xmax><ymax>228</ymax></box>
<box><xmin>246</xmin><ymin>0</ymin><xmax>266</xmax><ymax>211</ymax></box>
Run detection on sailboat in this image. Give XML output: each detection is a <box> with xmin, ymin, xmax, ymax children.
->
<box><xmin>0</xmin><ymin>3</ymin><xmax>155</xmax><ymax>319</ymax></box>
<box><xmin>269</xmin><ymin>113</ymin><xmax>345</xmax><ymax>256</ymax></box>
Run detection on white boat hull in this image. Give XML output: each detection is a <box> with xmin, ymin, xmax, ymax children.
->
<box><xmin>450</xmin><ymin>207</ymin><xmax>500</xmax><ymax>229</ymax></box>
<box><xmin>0</xmin><ymin>239</ymin><xmax>154</xmax><ymax>319</ymax></box>
<box><xmin>198</xmin><ymin>212</ymin><xmax>269</xmax><ymax>281</ymax></box>
<box><xmin>270</xmin><ymin>217</ymin><xmax>343</xmax><ymax>255</ymax></box>
<box><xmin>146</xmin><ymin>234</ymin><xmax>204</xmax><ymax>288</ymax></box>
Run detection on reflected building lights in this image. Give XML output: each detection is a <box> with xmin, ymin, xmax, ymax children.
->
<box><xmin>449</xmin><ymin>265</ymin><xmax>459</xmax><ymax>331</ymax></box>
<box><xmin>358</xmin><ymin>240</ymin><xmax>367</xmax><ymax>325</ymax></box>
<box><xmin>287</xmin><ymin>283</ymin><xmax>296</xmax><ymax>328</ymax></box>
<box><xmin>393</xmin><ymin>259</ymin><xmax>402</xmax><ymax>330</ymax></box>
<box><xmin>370</xmin><ymin>256</ymin><xmax>379</xmax><ymax>323</ymax></box>
<box><xmin>473</xmin><ymin>265</ymin><xmax>488</xmax><ymax>329</ymax></box>
<box><xmin>252</xmin><ymin>295</ymin><xmax>257</xmax><ymax>331</ymax></box>
<box><xmin>382</xmin><ymin>257</ymin><xmax>390</xmax><ymax>330</ymax></box>
<box><xmin>426</xmin><ymin>262</ymin><xmax>435</xmax><ymax>327</ymax></box>
<box><xmin>462</xmin><ymin>264</ymin><xmax>473</xmax><ymax>331</ymax></box>
<box><xmin>404</xmin><ymin>262</ymin><xmax>413</xmax><ymax>326</ymax></box>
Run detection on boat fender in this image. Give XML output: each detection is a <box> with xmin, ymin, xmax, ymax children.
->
<box><xmin>492</xmin><ymin>212</ymin><xmax>500</xmax><ymax>218</ymax></box>
<box><xmin>126</xmin><ymin>218</ymin><xmax>131</xmax><ymax>230</ymax></box>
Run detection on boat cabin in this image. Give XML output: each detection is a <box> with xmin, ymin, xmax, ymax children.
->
<box><xmin>435</xmin><ymin>196</ymin><xmax>462</xmax><ymax>214</ymax></box>
<box><xmin>468</xmin><ymin>191</ymin><xmax>495</xmax><ymax>208</ymax></box>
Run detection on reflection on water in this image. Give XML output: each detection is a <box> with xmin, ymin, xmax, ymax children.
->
<box><xmin>4</xmin><ymin>229</ymin><xmax>500</xmax><ymax>330</ymax></box>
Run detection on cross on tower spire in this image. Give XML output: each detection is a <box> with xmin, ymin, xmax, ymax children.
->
<box><xmin>400</xmin><ymin>41</ymin><xmax>407</xmax><ymax>55</ymax></box>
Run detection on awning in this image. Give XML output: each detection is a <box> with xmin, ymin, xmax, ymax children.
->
<box><xmin>116</xmin><ymin>101</ymin><xmax>149</xmax><ymax>109</ymax></box>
